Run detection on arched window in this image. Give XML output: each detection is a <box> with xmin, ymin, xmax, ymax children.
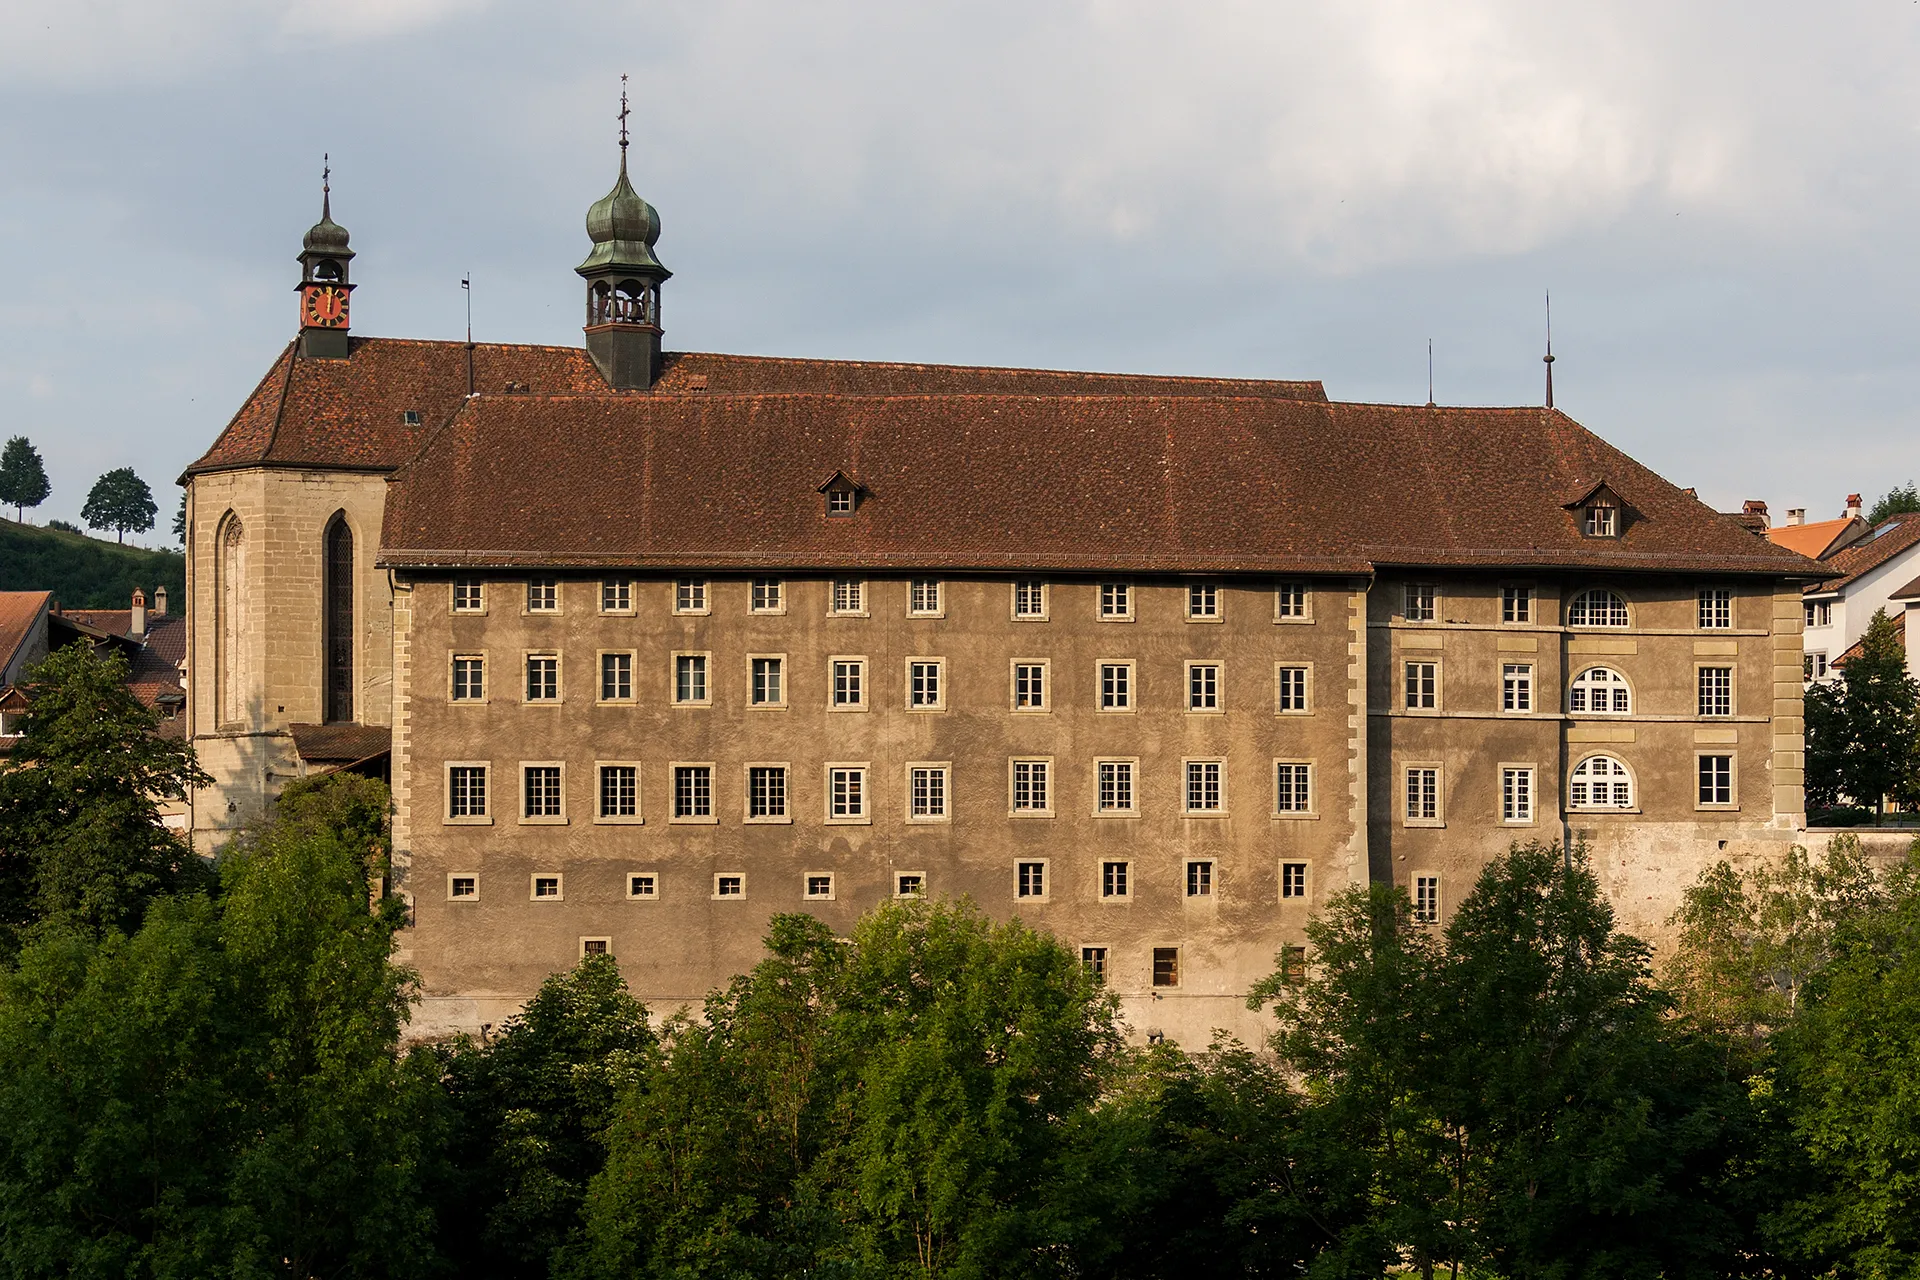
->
<box><xmin>217</xmin><ymin>514</ymin><xmax>245</xmax><ymax>725</ymax></box>
<box><xmin>324</xmin><ymin>514</ymin><xmax>355</xmax><ymax>723</ymax></box>
<box><xmin>1569</xmin><ymin>666</ymin><xmax>1632</xmax><ymax>714</ymax></box>
<box><xmin>1570</xmin><ymin>755</ymin><xmax>1635</xmax><ymax>809</ymax></box>
<box><xmin>1567</xmin><ymin>588</ymin><xmax>1629</xmax><ymax>628</ymax></box>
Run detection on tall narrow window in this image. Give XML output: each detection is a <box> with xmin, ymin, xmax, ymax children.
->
<box><xmin>218</xmin><ymin>515</ymin><xmax>245</xmax><ymax>725</ymax></box>
<box><xmin>1698</xmin><ymin>588</ymin><xmax>1733</xmax><ymax>629</ymax></box>
<box><xmin>323</xmin><ymin>515</ymin><xmax>354</xmax><ymax>722</ymax></box>
<box><xmin>1502</xmin><ymin>767</ymin><xmax>1534</xmax><ymax>823</ymax></box>
<box><xmin>1502</xmin><ymin>664</ymin><xmax>1533</xmax><ymax>712</ymax></box>
<box><xmin>1413</xmin><ymin>876</ymin><xmax>1440</xmax><ymax>923</ymax></box>
<box><xmin>1404</xmin><ymin>661</ymin><xmax>1437</xmax><ymax>709</ymax></box>
<box><xmin>1698</xmin><ymin>667</ymin><xmax>1733</xmax><ymax>717</ymax></box>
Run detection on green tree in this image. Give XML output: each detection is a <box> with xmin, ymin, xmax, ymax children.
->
<box><xmin>0</xmin><ymin>436</ymin><xmax>51</xmax><ymax>523</ymax></box>
<box><xmin>0</xmin><ymin>775</ymin><xmax>444</xmax><ymax>1278</ymax></box>
<box><xmin>1866</xmin><ymin>481</ymin><xmax>1920</xmax><ymax>526</ymax></box>
<box><xmin>80</xmin><ymin>467</ymin><xmax>157</xmax><ymax>544</ymax></box>
<box><xmin>171</xmin><ymin>490</ymin><xmax>186</xmax><ymax>545</ymax></box>
<box><xmin>0</xmin><ymin>642</ymin><xmax>209</xmax><ymax>944</ymax></box>
<box><xmin>1806</xmin><ymin>608</ymin><xmax>1920</xmax><ymax>816</ymax></box>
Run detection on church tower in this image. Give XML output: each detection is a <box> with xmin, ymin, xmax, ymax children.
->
<box><xmin>297</xmin><ymin>159</ymin><xmax>355</xmax><ymax>359</ymax></box>
<box><xmin>577</xmin><ymin>86</ymin><xmax>670</xmax><ymax>390</ymax></box>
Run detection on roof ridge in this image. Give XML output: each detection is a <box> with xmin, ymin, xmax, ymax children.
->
<box><xmin>667</xmin><ymin>349</ymin><xmax>1323</xmax><ymax>385</ymax></box>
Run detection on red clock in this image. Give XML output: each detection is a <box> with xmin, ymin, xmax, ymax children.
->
<box><xmin>302</xmin><ymin>285</ymin><xmax>350</xmax><ymax>328</ymax></box>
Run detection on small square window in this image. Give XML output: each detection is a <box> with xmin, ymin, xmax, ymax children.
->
<box><xmin>1152</xmin><ymin>947</ymin><xmax>1180</xmax><ymax>987</ymax></box>
<box><xmin>532</xmin><ymin>874</ymin><xmax>563</xmax><ymax>900</ymax></box>
<box><xmin>627</xmin><ymin>872</ymin><xmax>658</xmax><ymax>900</ymax></box>
<box><xmin>1583</xmin><ymin>504</ymin><xmax>1618</xmax><ymax>537</ymax></box>
<box><xmin>452</xmin><ymin>579</ymin><xmax>485</xmax><ymax>613</ymax></box>
<box><xmin>527</xmin><ymin>578</ymin><xmax>559</xmax><ymax>613</ymax></box>
<box><xmin>1281</xmin><ymin>861</ymin><xmax>1308</xmax><ymax>899</ymax></box>
<box><xmin>674</xmin><ymin>580</ymin><xmax>708</xmax><ymax>615</ymax></box>
<box><xmin>1188</xmin><ymin>583</ymin><xmax>1219</xmax><ymax>619</ymax></box>
<box><xmin>1016</xmin><ymin>860</ymin><xmax>1047</xmax><ymax>899</ymax></box>
<box><xmin>830</xmin><ymin>579</ymin><xmax>866</xmax><ymax>615</ymax></box>
<box><xmin>1013</xmin><ymin>580</ymin><xmax>1048</xmax><ymax>620</ymax></box>
<box><xmin>751</xmin><ymin>579</ymin><xmax>785</xmax><ymax>613</ymax></box>
<box><xmin>1099</xmin><ymin>582</ymin><xmax>1132</xmax><ymax>620</ymax></box>
<box><xmin>1501</xmin><ymin>585</ymin><xmax>1532</xmax><ymax>623</ymax></box>
<box><xmin>826</xmin><ymin>487</ymin><xmax>855</xmax><ymax>515</ymax></box>
<box><xmin>449</xmin><ymin>874</ymin><xmax>478</xmax><ymax>900</ymax></box>
<box><xmin>1185</xmin><ymin>860</ymin><xmax>1214</xmax><ymax>897</ymax></box>
<box><xmin>1403</xmin><ymin>583</ymin><xmax>1436</xmax><ymax>622</ymax></box>
<box><xmin>1101</xmin><ymin>860</ymin><xmax>1130</xmax><ymax>898</ymax></box>
<box><xmin>1081</xmin><ymin>946</ymin><xmax>1108</xmax><ymax>981</ymax></box>
<box><xmin>896</xmin><ymin>873</ymin><xmax>925</xmax><ymax>898</ymax></box>
<box><xmin>909</xmin><ymin>579</ymin><xmax>943</xmax><ymax>616</ymax></box>
<box><xmin>402</xmin><ymin>409</ymin><xmax>422</xmax><ymax>426</ymax></box>
<box><xmin>714</xmin><ymin>874</ymin><xmax>745</xmax><ymax>899</ymax></box>
<box><xmin>805</xmin><ymin>873</ymin><xmax>835</xmax><ymax>900</ymax></box>
<box><xmin>601</xmin><ymin>580</ymin><xmax>632</xmax><ymax>612</ymax></box>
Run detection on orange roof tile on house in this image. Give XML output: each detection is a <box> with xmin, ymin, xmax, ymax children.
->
<box><xmin>1768</xmin><ymin>516</ymin><xmax>1863</xmax><ymax>560</ymax></box>
<box><xmin>377</xmin><ymin>393</ymin><xmax>1824</xmax><ymax>578</ymax></box>
<box><xmin>1805</xmin><ymin>513</ymin><xmax>1920</xmax><ymax>595</ymax></box>
<box><xmin>0</xmin><ymin>592</ymin><xmax>51</xmax><ymax>677</ymax></box>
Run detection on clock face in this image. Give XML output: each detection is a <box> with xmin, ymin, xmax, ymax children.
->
<box><xmin>302</xmin><ymin>285</ymin><xmax>349</xmax><ymax>329</ymax></box>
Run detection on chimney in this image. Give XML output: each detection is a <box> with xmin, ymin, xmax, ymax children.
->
<box><xmin>1786</xmin><ymin>508</ymin><xmax>1806</xmax><ymax>526</ymax></box>
<box><xmin>152</xmin><ymin>586</ymin><xmax>167</xmax><ymax>617</ymax></box>
<box><xmin>1742</xmin><ymin>499</ymin><xmax>1770</xmax><ymax>528</ymax></box>
<box><xmin>1846</xmin><ymin>493</ymin><xmax>1863</xmax><ymax>520</ymax></box>
<box><xmin>130</xmin><ymin>588</ymin><xmax>146</xmax><ymax>639</ymax></box>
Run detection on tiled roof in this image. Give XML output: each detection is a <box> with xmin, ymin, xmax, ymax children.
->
<box><xmin>1835</xmin><ymin>609</ymin><xmax>1905</xmax><ymax>668</ymax></box>
<box><xmin>288</xmin><ymin>722</ymin><xmax>391</xmax><ymax>764</ymax></box>
<box><xmin>1769</xmin><ymin>516</ymin><xmax>1863</xmax><ymax>560</ymax></box>
<box><xmin>0</xmin><ymin>592</ymin><xmax>50</xmax><ymax>673</ymax></box>
<box><xmin>378</xmin><ymin>394</ymin><xmax>1822</xmax><ymax>577</ymax></box>
<box><xmin>1805</xmin><ymin>513</ymin><xmax>1920</xmax><ymax>595</ymax></box>
<box><xmin>184</xmin><ymin>339</ymin><xmax>1327</xmax><ymax>480</ymax></box>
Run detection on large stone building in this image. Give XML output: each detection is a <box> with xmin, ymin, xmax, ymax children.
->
<box><xmin>181</xmin><ymin>144</ymin><xmax>1820</xmax><ymax>1042</ymax></box>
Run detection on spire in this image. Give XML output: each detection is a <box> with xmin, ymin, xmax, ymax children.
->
<box><xmin>322</xmin><ymin>153</ymin><xmax>331</xmax><ymax>222</ymax></box>
<box><xmin>1543</xmin><ymin>290</ymin><xmax>1556</xmax><ymax>410</ymax></box>
<box><xmin>297</xmin><ymin>154</ymin><xmax>354</xmax><ymax>359</ymax></box>
<box><xmin>577</xmin><ymin>78</ymin><xmax>670</xmax><ymax>389</ymax></box>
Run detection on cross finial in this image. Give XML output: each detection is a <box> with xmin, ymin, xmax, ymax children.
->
<box><xmin>618</xmin><ymin>75</ymin><xmax>630</xmax><ymax>152</ymax></box>
<box><xmin>1543</xmin><ymin>289</ymin><xmax>1556</xmax><ymax>409</ymax></box>
<box><xmin>322</xmin><ymin>152</ymin><xmax>331</xmax><ymax>219</ymax></box>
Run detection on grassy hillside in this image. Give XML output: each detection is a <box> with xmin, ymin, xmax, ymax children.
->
<box><xmin>0</xmin><ymin>520</ymin><xmax>184</xmax><ymax>610</ymax></box>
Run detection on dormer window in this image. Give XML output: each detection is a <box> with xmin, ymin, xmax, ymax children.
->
<box><xmin>817</xmin><ymin>470</ymin><xmax>866</xmax><ymax>518</ymax></box>
<box><xmin>1584</xmin><ymin>503</ymin><xmax>1618</xmax><ymax>537</ymax></box>
<box><xmin>1564</xmin><ymin>481</ymin><xmax>1629</xmax><ymax>539</ymax></box>
<box><xmin>827</xmin><ymin>489</ymin><xmax>854</xmax><ymax>515</ymax></box>
<box><xmin>401</xmin><ymin>410</ymin><xmax>421</xmax><ymax>426</ymax></box>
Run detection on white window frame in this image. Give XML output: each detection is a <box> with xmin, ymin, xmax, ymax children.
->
<box><xmin>1501</xmin><ymin>663</ymin><xmax>1533</xmax><ymax>714</ymax></box>
<box><xmin>672</xmin><ymin>651</ymin><xmax>713</xmax><ymax>706</ymax></box>
<box><xmin>523</xmin><ymin>651</ymin><xmax>561</xmax><ymax>704</ymax></box>
<box><xmin>1098</xmin><ymin>582</ymin><xmax>1134</xmax><ymax>621</ymax></box>
<box><xmin>829</xmin><ymin>578</ymin><xmax>868</xmax><ymax>617</ymax></box>
<box><xmin>669</xmin><ymin>762</ymin><xmax>718</xmax><ymax>824</ymax></box>
<box><xmin>1404</xmin><ymin>763</ymin><xmax>1443</xmax><ymax>827</ymax></box>
<box><xmin>1806</xmin><ymin>599</ymin><xmax>1833</xmax><ymax>629</ymax></box>
<box><xmin>1015</xmin><ymin>858</ymin><xmax>1050</xmax><ymax>902</ymax></box>
<box><xmin>749</xmin><ymin>654</ymin><xmax>788</xmax><ymax>709</ymax></box>
<box><xmin>444</xmin><ymin>761</ymin><xmax>492</xmax><ymax>825</ymax></box>
<box><xmin>1274</xmin><ymin>663</ymin><xmax>1312</xmax><ymax>715</ymax></box>
<box><xmin>674</xmin><ymin>579</ymin><xmax>710</xmax><ymax>616</ymax></box>
<box><xmin>1183</xmin><ymin>758</ymin><xmax>1226</xmax><ymax>816</ymax></box>
<box><xmin>594</xmin><ymin>760</ymin><xmax>643</xmax><ymax>824</ymax></box>
<box><xmin>626</xmin><ymin>871</ymin><xmax>659</xmax><ymax>900</ymax></box>
<box><xmin>600</xmin><ymin>579</ymin><xmax>634</xmax><ymax>614</ymax></box>
<box><xmin>1273</xmin><ymin>760</ymin><xmax>1315</xmax><ymax>818</ymax></box>
<box><xmin>448</xmin><ymin>872</ymin><xmax>480</xmax><ymax>902</ymax></box>
<box><xmin>825</xmin><ymin>762</ymin><xmax>871</xmax><ymax>825</ymax></box>
<box><xmin>1567</xmin><ymin>588</ymin><xmax>1631</xmax><ymax>628</ymax></box>
<box><xmin>520</xmin><ymin>761</ymin><xmax>568</xmax><ymax>825</ymax></box>
<box><xmin>1186</xmin><ymin>661</ymin><xmax>1223</xmax><ymax>713</ymax></box>
<box><xmin>1187</xmin><ymin>582</ymin><xmax>1222</xmax><ymax>622</ymax></box>
<box><xmin>1583</xmin><ymin>504</ymin><xmax>1619</xmax><ymax>538</ymax></box>
<box><xmin>1010</xmin><ymin>757</ymin><xmax>1054</xmax><ymax>817</ymax></box>
<box><xmin>829</xmin><ymin>655</ymin><xmax>868</xmax><ymax>710</ymax></box>
<box><xmin>1280</xmin><ymin>860</ymin><xmax>1310</xmax><ymax>901</ymax></box>
<box><xmin>750</xmin><ymin>578</ymin><xmax>786</xmax><ymax>614</ymax></box>
<box><xmin>906</xmin><ymin>762</ymin><xmax>951</xmax><ymax>823</ymax></box>
<box><xmin>906</xmin><ymin>657</ymin><xmax>946</xmax><ymax>711</ymax></box>
<box><xmin>1413</xmin><ymin>875</ymin><xmax>1441</xmax><ymax>924</ymax></box>
<box><xmin>1012</xmin><ymin>580</ymin><xmax>1049</xmax><ymax>621</ymax></box>
<box><xmin>525</xmin><ymin>577</ymin><xmax>560</xmax><ymax>614</ymax></box>
<box><xmin>598</xmin><ymin>649</ymin><xmax>636</xmax><ymax>703</ymax></box>
<box><xmin>744</xmin><ymin>762</ymin><xmax>792</xmax><ymax>824</ymax></box>
<box><xmin>1806</xmin><ymin>651</ymin><xmax>1829</xmax><ymax>681</ymax></box>
<box><xmin>712</xmin><ymin>873</ymin><xmax>747</xmax><ymax>901</ymax></box>
<box><xmin>1568</xmin><ymin>665</ymin><xmax>1633</xmax><ymax>715</ymax></box>
<box><xmin>1274</xmin><ymin>582</ymin><xmax>1311</xmax><ymax>622</ymax></box>
<box><xmin>1569</xmin><ymin>753</ymin><xmax>1637</xmax><ymax>812</ymax></box>
<box><xmin>908</xmin><ymin>578</ymin><xmax>944</xmax><ymax>618</ymax></box>
<box><xmin>1500</xmin><ymin>764</ymin><xmax>1535</xmax><ymax>825</ymax></box>
<box><xmin>1403</xmin><ymin>582</ymin><xmax>1437</xmax><ymax>622</ymax></box>
<box><xmin>1094</xmin><ymin>758</ymin><xmax>1139</xmax><ymax>817</ymax></box>
<box><xmin>1097</xmin><ymin>660</ymin><xmax>1136</xmax><ymax>713</ymax></box>
<box><xmin>530</xmin><ymin>873</ymin><xmax>565</xmax><ymax>902</ymax></box>
<box><xmin>1697</xmin><ymin>587</ymin><xmax>1734</xmax><ymax>630</ymax></box>
<box><xmin>452</xmin><ymin>579</ymin><xmax>486</xmax><ymax>615</ymax></box>
<box><xmin>804</xmin><ymin>871</ymin><xmax>836</xmax><ymax>901</ymax></box>
<box><xmin>1404</xmin><ymin>660</ymin><xmax>1439</xmax><ymax>711</ymax></box>
<box><xmin>1697</xmin><ymin>665</ymin><xmax>1736</xmax><ymax>718</ymax></box>
<box><xmin>1011</xmin><ymin>660</ymin><xmax>1050</xmax><ymax>713</ymax></box>
<box><xmin>450</xmin><ymin>653</ymin><xmax>487</xmax><ymax>704</ymax></box>
<box><xmin>1696</xmin><ymin>752</ymin><xmax>1738</xmax><ymax>810</ymax></box>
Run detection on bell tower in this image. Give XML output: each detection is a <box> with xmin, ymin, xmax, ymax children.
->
<box><xmin>576</xmin><ymin>81</ymin><xmax>670</xmax><ymax>390</ymax></box>
<box><xmin>297</xmin><ymin>157</ymin><xmax>355</xmax><ymax>360</ymax></box>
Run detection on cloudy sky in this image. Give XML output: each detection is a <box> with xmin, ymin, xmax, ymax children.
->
<box><xmin>3</xmin><ymin>0</ymin><xmax>1918</xmax><ymax>539</ymax></box>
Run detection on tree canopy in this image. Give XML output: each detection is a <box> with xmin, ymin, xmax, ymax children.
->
<box><xmin>1805</xmin><ymin>608</ymin><xmax>1920</xmax><ymax>815</ymax></box>
<box><xmin>0</xmin><ymin>437</ymin><xmax>50</xmax><ymax>523</ymax></box>
<box><xmin>1867</xmin><ymin>481</ymin><xmax>1920</xmax><ymax>526</ymax></box>
<box><xmin>79</xmin><ymin>467</ymin><xmax>157</xmax><ymax>544</ymax></box>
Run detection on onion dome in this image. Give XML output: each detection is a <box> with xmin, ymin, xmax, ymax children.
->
<box><xmin>576</xmin><ymin>154</ymin><xmax>668</xmax><ymax>278</ymax></box>
<box><xmin>302</xmin><ymin>186</ymin><xmax>354</xmax><ymax>262</ymax></box>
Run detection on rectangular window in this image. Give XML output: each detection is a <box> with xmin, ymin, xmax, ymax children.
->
<box><xmin>714</xmin><ymin>874</ymin><xmax>744</xmax><ymax>898</ymax></box>
<box><xmin>1185</xmin><ymin>760</ymin><xmax>1223</xmax><ymax>813</ymax></box>
<box><xmin>1013</xmin><ymin>580</ymin><xmax>1048</xmax><ymax>619</ymax></box>
<box><xmin>448</xmin><ymin>765</ymin><xmax>487</xmax><ymax>819</ymax></box>
<box><xmin>673</xmin><ymin>765</ymin><xmax>713</xmax><ymax>819</ymax></box>
<box><xmin>827</xmin><ymin>487</ymin><xmax>854</xmax><ymax>514</ymax></box>
<box><xmin>600</xmin><ymin>652</ymin><xmax>633</xmax><ymax>701</ymax></box>
<box><xmin>628</xmin><ymin>873</ymin><xmax>657</xmax><ymax>899</ymax></box>
<box><xmin>1099</xmin><ymin>582</ymin><xmax>1132</xmax><ymax>619</ymax></box>
<box><xmin>908</xmin><ymin>659</ymin><xmax>943</xmax><ymax>709</ymax></box>
<box><xmin>1275</xmin><ymin>582</ymin><xmax>1308</xmax><ymax>619</ymax></box>
<box><xmin>674</xmin><ymin>580</ymin><xmax>708</xmax><ymax>614</ymax></box>
<box><xmin>1186</xmin><ymin>860</ymin><xmax>1214</xmax><ymax>897</ymax></box>
<box><xmin>1502</xmin><ymin>767</ymin><xmax>1534</xmax><ymax>823</ymax></box>
<box><xmin>453</xmin><ymin>579</ymin><xmax>485</xmax><ymax>613</ymax></box>
<box><xmin>1012</xmin><ymin>759</ymin><xmax>1051</xmax><ymax>813</ymax></box>
<box><xmin>598</xmin><ymin>765</ymin><xmax>638</xmax><ymax>819</ymax></box>
<box><xmin>909</xmin><ymin>579</ymin><xmax>942</xmax><ymax>616</ymax></box>
<box><xmin>1081</xmin><ymin>946</ymin><xmax>1108</xmax><ymax>981</ymax></box>
<box><xmin>1584</xmin><ymin>505</ymin><xmax>1618</xmax><ymax>537</ymax></box>
<box><xmin>1152</xmin><ymin>947</ymin><xmax>1180</xmax><ymax>987</ymax></box>
<box><xmin>1188</xmin><ymin>663</ymin><xmax>1220</xmax><ymax>711</ymax></box>
<box><xmin>1102</xmin><ymin>861</ymin><xmax>1129</xmax><ymax>898</ymax></box>
<box><xmin>1806</xmin><ymin>600</ymin><xmax>1832</xmax><ymax>628</ymax></box>
<box><xmin>1501</xmin><ymin>585</ymin><xmax>1532</xmax><ymax>623</ymax></box>
<box><xmin>1502</xmin><ymin>663</ymin><xmax>1532</xmax><ymax>713</ymax></box>
<box><xmin>523</xmin><ymin>765</ymin><xmax>562</xmax><ymax>819</ymax></box>
<box><xmin>830</xmin><ymin>579</ymin><xmax>865</xmax><ymax>615</ymax></box>
<box><xmin>751</xmin><ymin>656</ymin><xmax>784</xmax><ymax>706</ymax></box>
<box><xmin>1404</xmin><ymin>583</ymin><xmax>1436</xmax><ymax>621</ymax></box>
<box><xmin>601</xmin><ymin>579</ymin><xmax>631</xmax><ymax>612</ymax></box>
<box><xmin>1188</xmin><ymin>582</ymin><xmax>1219</xmax><ymax>619</ymax></box>
<box><xmin>1099</xmin><ymin>662</ymin><xmax>1133</xmax><ymax>710</ymax></box>
<box><xmin>527</xmin><ymin>578</ymin><xmax>558</xmax><ymax>612</ymax></box>
<box><xmin>1014</xmin><ymin>662</ymin><xmax>1047</xmax><ymax>710</ymax></box>
<box><xmin>1275</xmin><ymin>762</ymin><xmax>1313</xmax><ymax>813</ymax></box>
<box><xmin>1698</xmin><ymin>667</ymin><xmax>1733</xmax><ymax>717</ymax></box>
<box><xmin>1281</xmin><ymin>861</ymin><xmax>1308</xmax><ymax>899</ymax></box>
<box><xmin>525</xmin><ymin>654</ymin><xmax>559</xmax><ymax>702</ymax></box>
<box><xmin>1806</xmin><ymin>652</ymin><xmax>1829</xmax><ymax>681</ymax></box>
<box><xmin>1414</xmin><ymin>876</ymin><xmax>1440</xmax><ymax>923</ymax></box>
<box><xmin>674</xmin><ymin>654</ymin><xmax>709</xmax><ymax>704</ymax></box>
<box><xmin>1281</xmin><ymin>945</ymin><xmax>1308</xmax><ymax>986</ymax></box>
<box><xmin>1276</xmin><ymin>665</ymin><xmax>1309</xmax><ymax>713</ymax></box>
<box><xmin>451</xmin><ymin>655</ymin><xmax>485</xmax><ymax>701</ymax></box>
<box><xmin>532</xmin><ymin>874</ymin><xmax>562</xmax><ymax>900</ymax></box>
<box><xmin>1406</xmin><ymin>767</ymin><xmax>1439</xmax><ymax>822</ymax></box>
<box><xmin>832</xmin><ymin>658</ymin><xmax>865</xmax><ymax>708</ymax></box>
<box><xmin>1097</xmin><ymin>760</ymin><xmax>1135</xmax><ymax>814</ymax></box>
<box><xmin>1698</xmin><ymin>588</ymin><xmax>1733</xmax><ymax>629</ymax></box>
<box><xmin>1404</xmin><ymin>661</ymin><xmax>1437</xmax><ymax>709</ymax></box>
<box><xmin>896</xmin><ymin>873</ymin><xmax>924</xmax><ymax>898</ymax></box>
<box><xmin>450</xmin><ymin>874</ymin><xmax>478</xmax><ymax>900</ymax></box>
<box><xmin>751</xmin><ymin>578</ymin><xmax>784</xmax><ymax>613</ymax></box>
<box><xmin>583</xmin><ymin>940</ymin><xmax>613</xmax><ymax>958</ymax></box>
<box><xmin>909</xmin><ymin>765</ymin><xmax>949</xmax><ymax>819</ymax></box>
<box><xmin>1016</xmin><ymin>861</ymin><xmax>1047</xmax><ymax>898</ymax></box>
<box><xmin>747</xmin><ymin>766</ymin><xmax>788</xmax><ymax>820</ymax></box>
<box><xmin>805</xmin><ymin>874</ymin><xmax>834</xmax><ymax>900</ymax></box>
<box><xmin>828</xmin><ymin>766</ymin><xmax>867</xmax><ymax>820</ymax></box>
<box><xmin>1699</xmin><ymin>754</ymin><xmax>1734</xmax><ymax>805</ymax></box>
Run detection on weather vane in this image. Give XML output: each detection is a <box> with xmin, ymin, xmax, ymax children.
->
<box><xmin>618</xmin><ymin>75</ymin><xmax>630</xmax><ymax>151</ymax></box>
<box><xmin>322</xmin><ymin>152</ymin><xmax>330</xmax><ymax>196</ymax></box>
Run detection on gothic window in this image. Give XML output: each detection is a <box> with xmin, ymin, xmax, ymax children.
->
<box><xmin>218</xmin><ymin>514</ymin><xmax>245</xmax><ymax>725</ymax></box>
<box><xmin>323</xmin><ymin>514</ymin><xmax>355</xmax><ymax>723</ymax></box>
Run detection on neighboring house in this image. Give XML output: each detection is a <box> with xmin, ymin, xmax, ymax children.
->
<box><xmin>1765</xmin><ymin>501</ymin><xmax>1920</xmax><ymax>681</ymax></box>
<box><xmin>1767</xmin><ymin>495</ymin><xmax>1870</xmax><ymax>562</ymax></box>
<box><xmin>181</xmin><ymin>140</ymin><xmax>1821</xmax><ymax>1045</ymax></box>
